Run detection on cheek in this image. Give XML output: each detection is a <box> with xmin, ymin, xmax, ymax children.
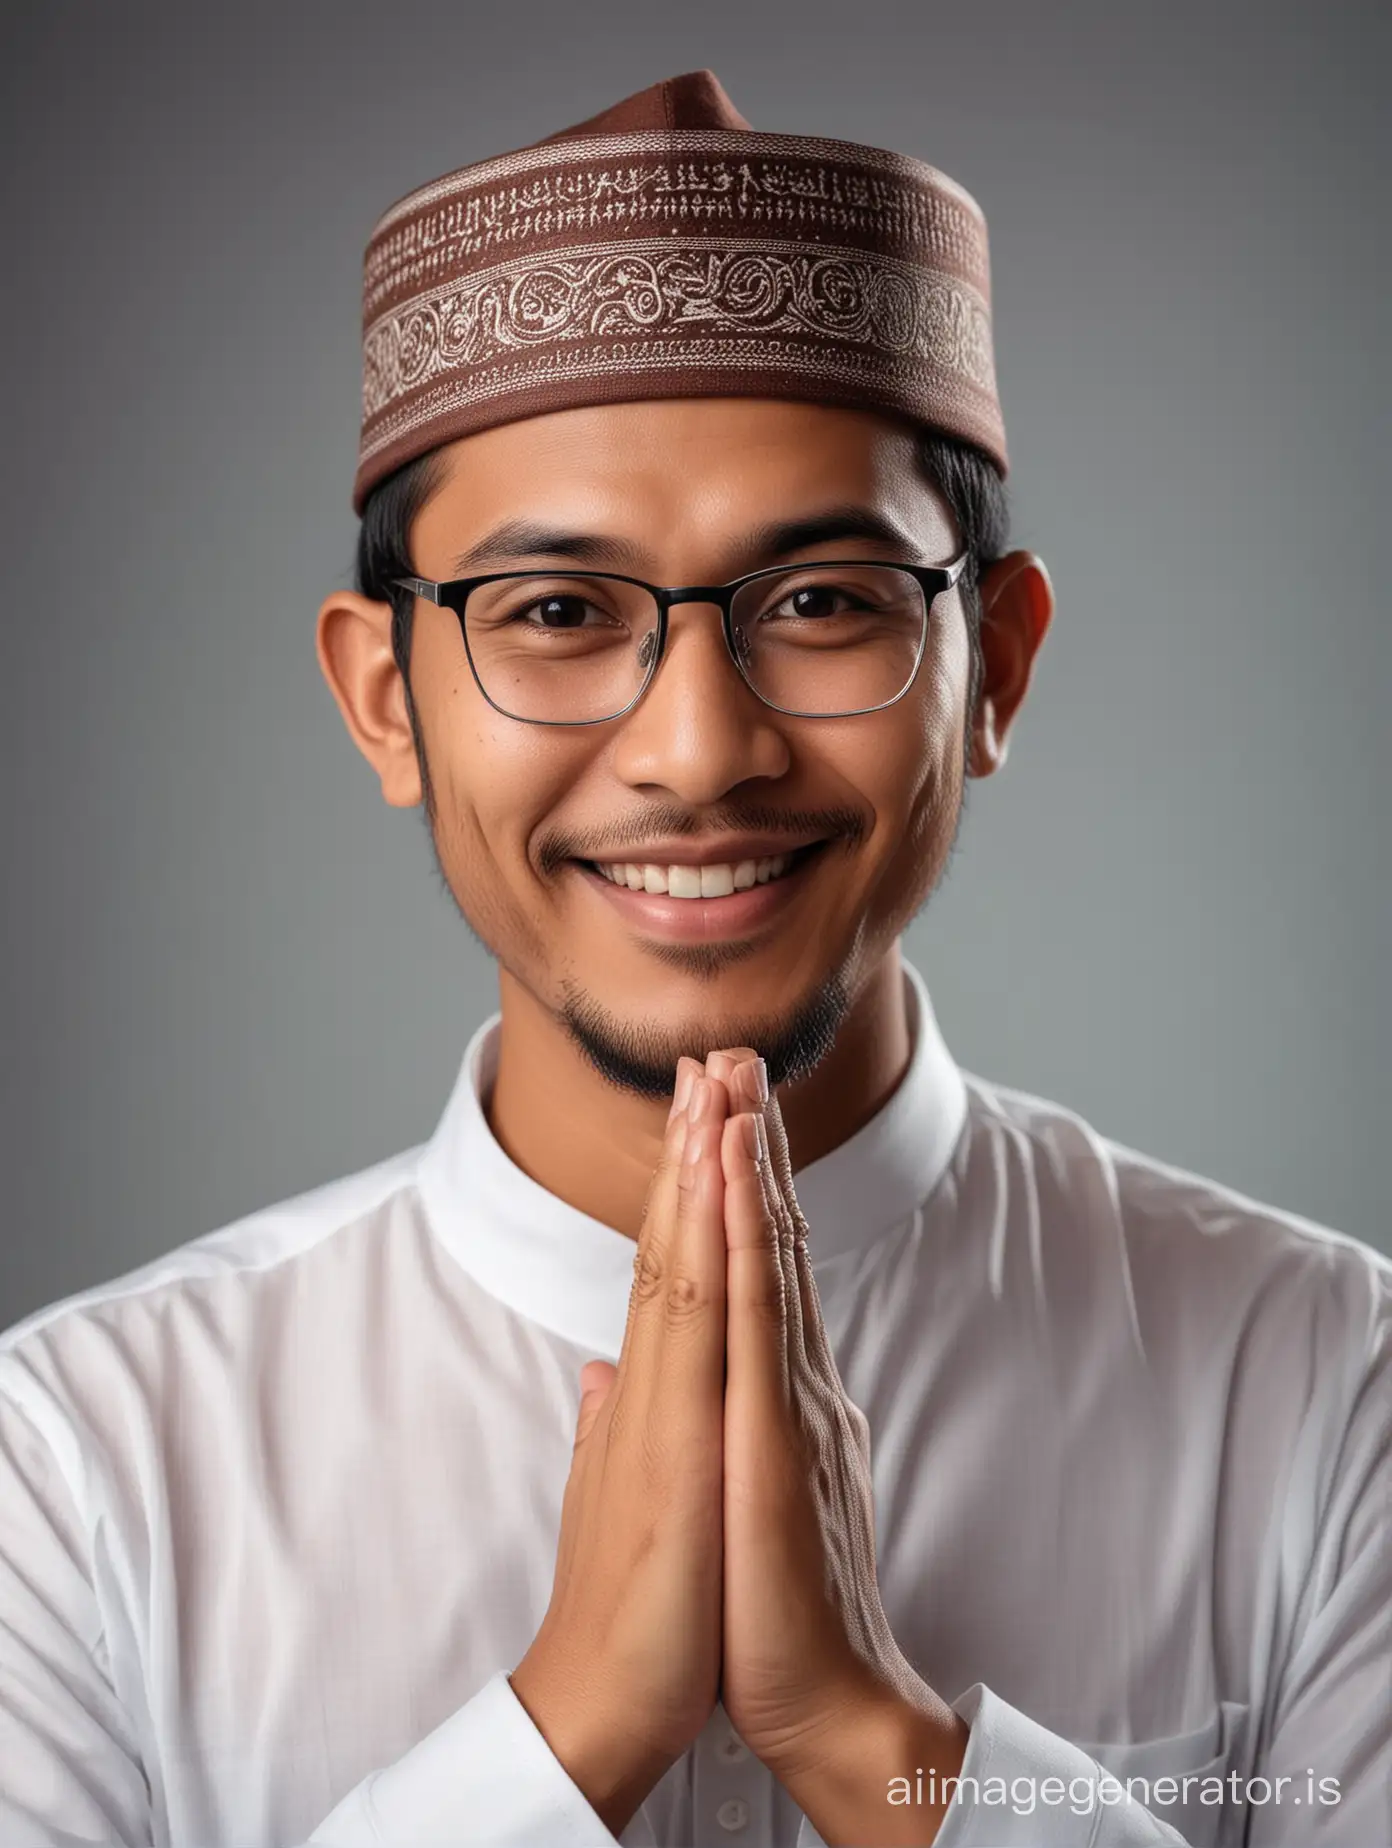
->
<box><xmin>853</xmin><ymin>626</ymin><xmax>969</xmax><ymax>908</ymax></box>
<box><xmin>912</xmin><ymin>649</ymin><xmax>970</xmax><ymax>792</ymax></box>
<box><xmin>438</xmin><ymin>729</ymin><xmax>585</xmax><ymax>872</ymax></box>
<box><xmin>413</xmin><ymin>649</ymin><xmax>591</xmax><ymax>915</ymax></box>
<box><xmin>853</xmin><ymin>625</ymin><xmax>969</xmax><ymax>823</ymax></box>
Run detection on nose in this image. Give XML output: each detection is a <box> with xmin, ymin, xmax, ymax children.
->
<box><xmin>608</xmin><ymin>599</ymin><xmax>792</xmax><ymax>804</ymax></box>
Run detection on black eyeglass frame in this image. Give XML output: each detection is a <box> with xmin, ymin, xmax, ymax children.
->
<box><xmin>393</xmin><ymin>553</ymin><xmax>969</xmax><ymax>726</ymax></box>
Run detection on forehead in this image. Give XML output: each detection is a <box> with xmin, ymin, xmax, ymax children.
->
<box><xmin>410</xmin><ymin>398</ymin><xmax>957</xmax><ymax>570</ymax></box>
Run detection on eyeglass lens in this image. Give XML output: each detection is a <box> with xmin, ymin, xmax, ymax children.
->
<box><xmin>461</xmin><ymin>565</ymin><xmax>929</xmax><ymax>722</ymax></box>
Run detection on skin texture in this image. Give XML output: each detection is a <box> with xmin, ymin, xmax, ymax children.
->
<box><xmin>316</xmin><ymin>396</ymin><xmax>1054</xmax><ymax>1841</ymax></box>
<box><xmin>507</xmin><ymin>1067</ymin><xmax>730</xmax><ymax>1836</ymax></box>
<box><xmin>512</xmin><ymin>1055</ymin><xmax>973</xmax><ymax>1844</ymax></box>
<box><xmin>316</xmin><ymin>397</ymin><xmax>1053</xmax><ymax>1237</ymax></box>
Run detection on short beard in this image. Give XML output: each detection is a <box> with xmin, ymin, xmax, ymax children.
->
<box><xmin>405</xmin><ymin>691</ymin><xmax>977</xmax><ymax>1101</ymax></box>
<box><xmin>557</xmin><ymin>964</ymin><xmax>853</xmax><ymax>1100</ymax></box>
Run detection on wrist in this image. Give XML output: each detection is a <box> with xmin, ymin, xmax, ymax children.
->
<box><xmin>775</xmin><ymin>1688</ymin><xmax>970</xmax><ymax>1848</ymax></box>
<box><xmin>509</xmin><ymin>1652</ymin><xmax>675</xmax><ymax>1838</ymax></box>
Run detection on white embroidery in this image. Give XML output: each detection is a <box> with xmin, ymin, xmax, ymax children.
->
<box><xmin>360</xmin><ymin>240</ymin><xmax>996</xmax><ymax>435</ymax></box>
<box><xmin>364</xmin><ymin>161</ymin><xmax>985</xmax><ymax>318</ymax></box>
<box><xmin>358</xmin><ymin>334</ymin><xmax>992</xmax><ymax>478</ymax></box>
<box><xmin>366</xmin><ymin>130</ymin><xmax>989</xmax><ymax>245</ymax></box>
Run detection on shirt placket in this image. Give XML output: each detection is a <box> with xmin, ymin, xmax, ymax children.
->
<box><xmin>692</xmin><ymin>1705</ymin><xmax>776</xmax><ymax>1843</ymax></box>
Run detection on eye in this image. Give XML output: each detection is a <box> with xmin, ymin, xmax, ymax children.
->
<box><xmin>766</xmin><ymin>582</ymin><xmax>870</xmax><ymax>621</ymax></box>
<box><xmin>516</xmin><ymin>594</ymin><xmax>608</xmax><ymax>629</ymax></box>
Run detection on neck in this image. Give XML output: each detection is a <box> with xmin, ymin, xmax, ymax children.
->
<box><xmin>486</xmin><ymin>947</ymin><xmax>914</xmax><ymax>1241</ymax></box>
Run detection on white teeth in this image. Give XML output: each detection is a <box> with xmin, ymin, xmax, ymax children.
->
<box><xmin>595</xmin><ymin>852</ymin><xmax>797</xmax><ymax>897</ymax></box>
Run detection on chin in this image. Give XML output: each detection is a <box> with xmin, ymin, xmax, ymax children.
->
<box><xmin>556</xmin><ymin>959</ymin><xmax>853</xmax><ymax>1099</ymax></box>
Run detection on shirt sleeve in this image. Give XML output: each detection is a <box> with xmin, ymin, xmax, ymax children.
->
<box><xmin>0</xmin><ymin>1388</ymin><xmax>620</xmax><ymax>1848</ymax></box>
<box><xmin>0</xmin><ymin>1391</ymin><xmax>153</xmax><ymax>1847</ymax></box>
<box><xmin>927</xmin><ymin>1686</ymin><xmax>1191</xmax><ymax>1846</ymax></box>
<box><xmin>791</xmin><ymin>1685</ymin><xmax>1190</xmax><ymax>1848</ymax></box>
<box><xmin>306</xmin><ymin>1670</ymin><xmax>622</xmax><ymax>1846</ymax></box>
<box><xmin>1245</xmin><ymin>1263</ymin><xmax>1392</xmax><ymax>1845</ymax></box>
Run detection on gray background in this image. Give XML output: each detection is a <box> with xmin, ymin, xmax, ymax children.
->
<box><xmin>2</xmin><ymin>0</ymin><xmax>1386</xmax><ymax>1328</ymax></box>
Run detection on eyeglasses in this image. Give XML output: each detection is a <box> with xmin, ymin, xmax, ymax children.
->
<box><xmin>393</xmin><ymin>554</ymin><xmax>968</xmax><ymax>726</ymax></box>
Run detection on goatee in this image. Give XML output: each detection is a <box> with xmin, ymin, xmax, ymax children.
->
<box><xmin>557</xmin><ymin>967</ymin><xmax>852</xmax><ymax>1099</ymax></box>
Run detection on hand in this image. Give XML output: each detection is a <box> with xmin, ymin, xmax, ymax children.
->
<box><xmin>707</xmin><ymin>1050</ymin><xmax>969</xmax><ymax>1845</ymax></box>
<box><xmin>510</xmin><ymin>1064</ymin><xmax>731</xmax><ymax>1838</ymax></box>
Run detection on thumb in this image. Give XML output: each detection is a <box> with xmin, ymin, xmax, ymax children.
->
<box><xmin>574</xmin><ymin>1359</ymin><xmax>618</xmax><ymax>1447</ymax></box>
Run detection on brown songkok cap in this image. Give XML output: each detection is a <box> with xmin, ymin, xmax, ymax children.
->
<box><xmin>354</xmin><ymin>70</ymin><xmax>1007</xmax><ymax>512</ymax></box>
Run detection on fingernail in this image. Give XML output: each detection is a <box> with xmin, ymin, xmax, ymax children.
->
<box><xmin>671</xmin><ymin>1059</ymin><xmax>695</xmax><ymax>1116</ymax></box>
<box><xmin>739</xmin><ymin>1113</ymin><xmax>759</xmax><ymax>1161</ymax></box>
<box><xmin>739</xmin><ymin>1111</ymin><xmax>768</xmax><ymax>1166</ymax></box>
<box><xmin>751</xmin><ymin>1057</ymin><xmax>769</xmax><ymax>1104</ymax></box>
<box><xmin>683</xmin><ymin>1095</ymin><xmax>707</xmax><ymax>1168</ymax></box>
<box><xmin>689</xmin><ymin>1076</ymin><xmax>711</xmax><ymax>1124</ymax></box>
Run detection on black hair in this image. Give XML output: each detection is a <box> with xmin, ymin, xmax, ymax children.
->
<box><xmin>353</xmin><ymin>425</ymin><xmax>1010</xmax><ymax>732</ymax></box>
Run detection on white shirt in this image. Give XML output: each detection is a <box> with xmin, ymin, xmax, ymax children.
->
<box><xmin>1</xmin><ymin>962</ymin><xmax>1387</xmax><ymax>1848</ymax></box>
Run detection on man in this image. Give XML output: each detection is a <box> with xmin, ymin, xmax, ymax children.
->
<box><xmin>0</xmin><ymin>68</ymin><xmax>1386</xmax><ymax>1848</ymax></box>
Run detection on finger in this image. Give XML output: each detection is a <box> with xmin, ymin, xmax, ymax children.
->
<box><xmin>721</xmin><ymin>1107</ymin><xmax>790</xmax><ymax>1410</ymax></box>
<box><xmin>789</xmin><ymin>1231</ymin><xmax>845</xmax><ymax>1394</ymax></box>
<box><xmin>704</xmin><ymin>1047</ymin><xmax>761</xmax><ymax>1095</ymax></box>
<box><xmin>725</xmin><ymin>1061</ymin><xmax>808</xmax><ymax>1370</ymax></box>
<box><xmin>615</xmin><ymin>1060</ymin><xmax>696</xmax><ymax>1376</ymax></box>
<box><xmin>756</xmin><ymin>1083</ymin><xmax>809</xmax><ymax>1240</ymax></box>
<box><xmin>615</xmin><ymin>1054</ymin><xmax>702</xmax><ymax>1372</ymax></box>
<box><xmin>672</xmin><ymin>1051</ymin><xmax>700</xmax><ymax>1115</ymax></box>
<box><xmin>573</xmin><ymin>1359</ymin><xmax>618</xmax><ymax>1448</ymax></box>
<box><xmin>752</xmin><ymin>1081</ymin><xmax>846</xmax><ymax>1389</ymax></box>
<box><xmin>555</xmin><ymin>1358</ymin><xmax>619</xmax><ymax>1580</ymax></box>
<box><xmin>721</xmin><ymin>1064</ymin><xmax>847</xmax><ymax>1414</ymax></box>
<box><xmin>617</xmin><ymin>1072</ymin><xmax>730</xmax><ymax>1410</ymax></box>
<box><xmin>725</xmin><ymin>1060</ymin><xmax>787</xmax><ymax>1247</ymax></box>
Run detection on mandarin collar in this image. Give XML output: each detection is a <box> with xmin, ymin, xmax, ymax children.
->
<box><xmin>416</xmin><ymin>959</ymin><xmax>968</xmax><ymax>1359</ymax></box>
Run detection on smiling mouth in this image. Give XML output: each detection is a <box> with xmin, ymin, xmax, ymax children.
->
<box><xmin>582</xmin><ymin>841</ymin><xmax>826</xmax><ymax>898</ymax></box>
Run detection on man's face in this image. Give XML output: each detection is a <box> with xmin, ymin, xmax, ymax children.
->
<box><xmin>385</xmin><ymin>399</ymin><xmax>981</xmax><ymax>1094</ymax></box>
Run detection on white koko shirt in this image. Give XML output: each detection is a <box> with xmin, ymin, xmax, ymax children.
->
<box><xmin>1</xmin><ymin>962</ymin><xmax>1387</xmax><ymax>1848</ymax></box>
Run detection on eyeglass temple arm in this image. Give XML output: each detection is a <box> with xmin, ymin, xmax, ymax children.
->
<box><xmin>392</xmin><ymin>576</ymin><xmax>441</xmax><ymax>603</ymax></box>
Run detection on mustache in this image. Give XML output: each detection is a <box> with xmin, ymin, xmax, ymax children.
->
<box><xmin>537</xmin><ymin>803</ymin><xmax>868</xmax><ymax>877</ymax></box>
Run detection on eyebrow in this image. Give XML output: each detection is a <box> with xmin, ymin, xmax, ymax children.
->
<box><xmin>450</xmin><ymin>504</ymin><xmax>926</xmax><ymax>578</ymax></box>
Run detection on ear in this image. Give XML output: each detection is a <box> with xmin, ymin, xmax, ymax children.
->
<box><xmin>315</xmin><ymin>590</ymin><xmax>423</xmax><ymax>808</ymax></box>
<box><xmin>967</xmin><ymin>550</ymin><xmax>1054</xmax><ymax>778</ymax></box>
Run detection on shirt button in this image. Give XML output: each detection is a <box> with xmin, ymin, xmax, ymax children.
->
<box><xmin>716</xmin><ymin>1797</ymin><xmax>749</xmax><ymax>1832</ymax></box>
<box><xmin>717</xmin><ymin>1732</ymin><xmax>749</xmax><ymax>1763</ymax></box>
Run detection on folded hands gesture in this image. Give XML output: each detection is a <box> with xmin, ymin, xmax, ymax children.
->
<box><xmin>511</xmin><ymin>1051</ymin><xmax>967</xmax><ymax>1846</ymax></box>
